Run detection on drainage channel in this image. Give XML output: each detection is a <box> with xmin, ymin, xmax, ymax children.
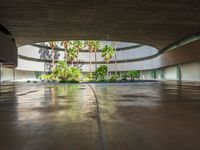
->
<box><xmin>87</xmin><ymin>84</ymin><xmax>105</xmax><ymax>150</ymax></box>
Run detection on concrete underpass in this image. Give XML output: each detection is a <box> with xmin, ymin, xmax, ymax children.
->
<box><xmin>0</xmin><ymin>0</ymin><xmax>200</xmax><ymax>149</ymax></box>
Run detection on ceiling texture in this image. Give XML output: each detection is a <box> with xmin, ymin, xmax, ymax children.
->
<box><xmin>1</xmin><ymin>0</ymin><xmax>200</xmax><ymax>50</ymax></box>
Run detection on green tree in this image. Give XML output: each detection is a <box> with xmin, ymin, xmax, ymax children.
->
<box><xmin>101</xmin><ymin>45</ymin><xmax>115</xmax><ymax>63</ymax></box>
<box><xmin>127</xmin><ymin>70</ymin><xmax>140</xmax><ymax>80</ymax></box>
<box><xmin>67</xmin><ymin>41</ymin><xmax>78</xmax><ymax>65</ymax></box>
<box><xmin>68</xmin><ymin>67</ymin><xmax>81</xmax><ymax>81</ymax></box>
<box><xmin>40</xmin><ymin>60</ymin><xmax>81</xmax><ymax>82</ymax></box>
<box><xmin>73</xmin><ymin>40</ymin><xmax>84</xmax><ymax>52</ymax></box>
<box><xmin>73</xmin><ymin>40</ymin><xmax>85</xmax><ymax>65</ymax></box>
<box><xmin>86</xmin><ymin>40</ymin><xmax>100</xmax><ymax>77</ymax></box>
<box><xmin>67</xmin><ymin>47</ymin><xmax>78</xmax><ymax>65</ymax></box>
<box><xmin>52</xmin><ymin>61</ymin><xmax>69</xmax><ymax>81</ymax></box>
<box><xmin>122</xmin><ymin>73</ymin><xmax>128</xmax><ymax>81</ymax></box>
<box><xmin>95</xmin><ymin>65</ymin><xmax>107</xmax><ymax>80</ymax></box>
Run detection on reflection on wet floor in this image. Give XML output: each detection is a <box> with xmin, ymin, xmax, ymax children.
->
<box><xmin>0</xmin><ymin>81</ymin><xmax>200</xmax><ymax>150</ymax></box>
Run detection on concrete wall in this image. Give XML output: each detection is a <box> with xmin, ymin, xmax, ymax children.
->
<box><xmin>140</xmin><ymin>70</ymin><xmax>156</xmax><ymax>80</ymax></box>
<box><xmin>1</xmin><ymin>66</ymin><xmax>14</xmax><ymax>81</ymax></box>
<box><xmin>0</xmin><ymin>66</ymin><xmax>37</xmax><ymax>82</ymax></box>
<box><xmin>140</xmin><ymin>62</ymin><xmax>200</xmax><ymax>81</ymax></box>
<box><xmin>181</xmin><ymin>62</ymin><xmax>200</xmax><ymax>81</ymax></box>
<box><xmin>1</xmin><ymin>62</ymin><xmax>200</xmax><ymax>82</ymax></box>
<box><xmin>17</xmin><ymin>58</ymin><xmax>46</xmax><ymax>72</ymax></box>
<box><xmin>164</xmin><ymin>66</ymin><xmax>177</xmax><ymax>80</ymax></box>
<box><xmin>15</xmin><ymin>70</ymin><xmax>37</xmax><ymax>81</ymax></box>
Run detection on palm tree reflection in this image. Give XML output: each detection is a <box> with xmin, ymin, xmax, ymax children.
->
<box><xmin>48</xmin><ymin>84</ymin><xmax>96</xmax><ymax>121</ymax></box>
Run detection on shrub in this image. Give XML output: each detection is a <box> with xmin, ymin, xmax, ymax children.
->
<box><xmin>127</xmin><ymin>70</ymin><xmax>140</xmax><ymax>80</ymax></box>
<box><xmin>109</xmin><ymin>74</ymin><xmax>119</xmax><ymax>82</ymax></box>
<box><xmin>122</xmin><ymin>73</ymin><xmax>128</xmax><ymax>80</ymax></box>
<box><xmin>39</xmin><ymin>61</ymin><xmax>82</xmax><ymax>82</ymax></box>
<box><xmin>94</xmin><ymin>65</ymin><xmax>107</xmax><ymax>80</ymax></box>
<box><xmin>39</xmin><ymin>74</ymin><xmax>52</xmax><ymax>81</ymax></box>
<box><xmin>68</xmin><ymin>67</ymin><xmax>81</xmax><ymax>81</ymax></box>
<box><xmin>59</xmin><ymin>79</ymin><xmax>79</xmax><ymax>83</ymax></box>
<box><xmin>86</xmin><ymin>72</ymin><xmax>94</xmax><ymax>79</ymax></box>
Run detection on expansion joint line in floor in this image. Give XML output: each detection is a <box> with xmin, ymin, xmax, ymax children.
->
<box><xmin>87</xmin><ymin>84</ymin><xmax>105</xmax><ymax>150</ymax></box>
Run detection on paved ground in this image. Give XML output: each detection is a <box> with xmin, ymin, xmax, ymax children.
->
<box><xmin>0</xmin><ymin>81</ymin><xmax>200</xmax><ymax>150</ymax></box>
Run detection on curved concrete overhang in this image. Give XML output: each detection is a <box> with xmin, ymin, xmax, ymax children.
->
<box><xmin>0</xmin><ymin>31</ymin><xmax>17</xmax><ymax>67</ymax></box>
<box><xmin>21</xmin><ymin>34</ymin><xmax>200</xmax><ymax>64</ymax></box>
<box><xmin>16</xmin><ymin>38</ymin><xmax>200</xmax><ymax>72</ymax></box>
<box><xmin>18</xmin><ymin>42</ymin><xmax>157</xmax><ymax>64</ymax></box>
<box><xmin>1</xmin><ymin>0</ymin><xmax>200</xmax><ymax>50</ymax></box>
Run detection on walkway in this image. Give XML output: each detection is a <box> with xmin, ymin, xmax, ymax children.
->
<box><xmin>0</xmin><ymin>82</ymin><xmax>200</xmax><ymax>150</ymax></box>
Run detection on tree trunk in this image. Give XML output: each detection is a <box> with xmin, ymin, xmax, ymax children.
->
<box><xmin>95</xmin><ymin>51</ymin><xmax>97</xmax><ymax>70</ymax></box>
<box><xmin>52</xmin><ymin>48</ymin><xmax>55</xmax><ymax>70</ymax></box>
<box><xmin>115</xmin><ymin>44</ymin><xmax>117</xmax><ymax>75</ymax></box>
<box><xmin>65</xmin><ymin>49</ymin><xmax>67</xmax><ymax>64</ymax></box>
<box><xmin>89</xmin><ymin>52</ymin><xmax>92</xmax><ymax>77</ymax></box>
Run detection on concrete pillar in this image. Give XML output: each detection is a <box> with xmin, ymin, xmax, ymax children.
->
<box><xmin>161</xmin><ymin>69</ymin><xmax>165</xmax><ymax>79</ymax></box>
<box><xmin>13</xmin><ymin>68</ymin><xmax>15</xmax><ymax>80</ymax></box>
<box><xmin>0</xmin><ymin>63</ymin><xmax>2</xmax><ymax>82</ymax></box>
<box><xmin>176</xmin><ymin>64</ymin><xmax>182</xmax><ymax>81</ymax></box>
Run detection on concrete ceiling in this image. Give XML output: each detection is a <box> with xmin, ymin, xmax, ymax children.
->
<box><xmin>1</xmin><ymin>0</ymin><xmax>200</xmax><ymax>50</ymax></box>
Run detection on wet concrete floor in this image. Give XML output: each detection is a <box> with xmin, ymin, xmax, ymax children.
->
<box><xmin>0</xmin><ymin>81</ymin><xmax>200</xmax><ymax>150</ymax></box>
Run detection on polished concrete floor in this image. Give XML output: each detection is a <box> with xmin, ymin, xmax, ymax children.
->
<box><xmin>0</xmin><ymin>81</ymin><xmax>200</xmax><ymax>150</ymax></box>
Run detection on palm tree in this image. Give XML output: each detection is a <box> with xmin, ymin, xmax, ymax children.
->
<box><xmin>86</xmin><ymin>40</ymin><xmax>93</xmax><ymax>76</ymax></box>
<box><xmin>67</xmin><ymin>47</ymin><xmax>78</xmax><ymax>65</ymax></box>
<box><xmin>67</xmin><ymin>41</ymin><xmax>78</xmax><ymax>65</ymax></box>
<box><xmin>101</xmin><ymin>45</ymin><xmax>115</xmax><ymax>63</ymax></box>
<box><xmin>112</xmin><ymin>41</ymin><xmax>117</xmax><ymax>75</ymax></box>
<box><xmin>93</xmin><ymin>41</ymin><xmax>100</xmax><ymax>70</ymax></box>
<box><xmin>61</xmin><ymin>41</ymin><xmax>68</xmax><ymax>63</ymax></box>
<box><xmin>86</xmin><ymin>40</ymin><xmax>100</xmax><ymax>77</ymax></box>
<box><xmin>73</xmin><ymin>40</ymin><xmax>84</xmax><ymax>51</ymax></box>
<box><xmin>73</xmin><ymin>40</ymin><xmax>84</xmax><ymax>65</ymax></box>
<box><xmin>48</xmin><ymin>41</ymin><xmax>57</xmax><ymax>69</ymax></box>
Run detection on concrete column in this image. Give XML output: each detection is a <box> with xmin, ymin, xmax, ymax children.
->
<box><xmin>161</xmin><ymin>69</ymin><xmax>164</xmax><ymax>79</ymax></box>
<box><xmin>176</xmin><ymin>64</ymin><xmax>182</xmax><ymax>81</ymax></box>
<box><xmin>13</xmin><ymin>68</ymin><xmax>15</xmax><ymax>80</ymax></box>
<box><xmin>0</xmin><ymin>63</ymin><xmax>2</xmax><ymax>82</ymax></box>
